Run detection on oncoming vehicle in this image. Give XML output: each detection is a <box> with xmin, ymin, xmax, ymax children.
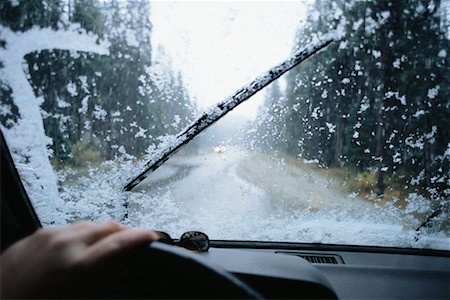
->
<box><xmin>1</xmin><ymin>0</ymin><xmax>450</xmax><ymax>298</ymax></box>
<box><xmin>213</xmin><ymin>146</ymin><xmax>227</xmax><ymax>154</ymax></box>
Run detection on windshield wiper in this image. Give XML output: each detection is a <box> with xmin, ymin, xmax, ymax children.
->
<box><xmin>124</xmin><ymin>31</ymin><xmax>340</xmax><ymax>191</ymax></box>
<box><xmin>415</xmin><ymin>202</ymin><xmax>448</xmax><ymax>233</ymax></box>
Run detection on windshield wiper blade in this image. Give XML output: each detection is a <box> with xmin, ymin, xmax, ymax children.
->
<box><xmin>415</xmin><ymin>202</ymin><xmax>448</xmax><ymax>232</ymax></box>
<box><xmin>124</xmin><ymin>31</ymin><xmax>340</xmax><ymax>191</ymax></box>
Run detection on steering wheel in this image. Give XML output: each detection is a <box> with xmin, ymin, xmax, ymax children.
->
<box><xmin>90</xmin><ymin>242</ymin><xmax>263</xmax><ymax>299</ymax></box>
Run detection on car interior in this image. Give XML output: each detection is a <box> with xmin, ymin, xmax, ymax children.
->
<box><xmin>1</xmin><ymin>1</ymin><xmax>450</xmax><ymax>299</ymax></box>
<box><xmin>2</xmin><ymin>131</ymin><xmax>450</xmax><ymax>299</ymax></box>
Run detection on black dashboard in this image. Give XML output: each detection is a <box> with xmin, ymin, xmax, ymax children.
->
<box><xmin>200</xmin><ymin>242</ymin><xmax>450</xmax><ymax>299</ymax></box>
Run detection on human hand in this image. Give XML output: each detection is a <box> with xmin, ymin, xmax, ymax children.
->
<box><xmin>0</xmin><ymin>221</ymin><xmax>158</xmax><ymax>298</ymax></box>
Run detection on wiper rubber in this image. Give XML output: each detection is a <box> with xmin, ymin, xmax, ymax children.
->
<box><xmin>124</xmin><ymin>31</ymin><xmax>339</xmax><ymax>191</ymax></box>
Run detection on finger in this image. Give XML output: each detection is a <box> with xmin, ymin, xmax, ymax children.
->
<box><xmin>70</xmin><ymin>220</ymin><xmax>127</xmax><ymax>245</ymax></box>
<box><xmin>81</xmin><ymin>228</ymin><xmax>158</xmax><ymax>266</ymax></box>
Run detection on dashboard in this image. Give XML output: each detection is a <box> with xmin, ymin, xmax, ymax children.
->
<box><xmin>201</xmin><ymin>242</ymin><xmax>450</xmax><ymax>299</ymax></box>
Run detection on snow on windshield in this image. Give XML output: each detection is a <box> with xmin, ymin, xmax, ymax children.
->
<box><xmin>1</xmin><ymin>0</ymin><xmax>449</xmax><ymax>250</ymax></box>
<box><xmin>0</xmin><ymin>25</ymin><xmax>109</xmax><ymax>223</ymax></box>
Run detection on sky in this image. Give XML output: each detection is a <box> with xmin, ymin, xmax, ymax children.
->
<box><xmin>150</xmin><ymin>1</ymin><xmax>311</xmax><ymax>119</ymax></box>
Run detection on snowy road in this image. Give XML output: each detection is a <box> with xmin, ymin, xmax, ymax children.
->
<box><xmin>58</xmin><ymin>147</ymin><xmax>448</xmax><ymax>249</ymax></box>
<box><xmin>135</xmin><ymin>148</ymin><xmax>274</xmax><ymax>219</ymax></box>
<box><xmin>132</xmin><ymin>147</ymin><xmax>373</xmax><ymax>227</ymax></box>
<box><xmin>125</xmin><ymin>147</ymin><xmax>425</xmax><ymax>247</ymax></box>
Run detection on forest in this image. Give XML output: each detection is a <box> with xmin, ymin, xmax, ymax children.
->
<box><xmin>1</xmin><ymin>0</ymin><xmax>449</xmax><ymax>209</ymax></box>
<box><xmin>0</xmin><ymin>0</ymin><xmax>195</xmax><ymax>169</ymax></box>
<box><xmin>254</xmin><ymin>0</ymin><xmax>449</xmax><ymax>206</ymax></box>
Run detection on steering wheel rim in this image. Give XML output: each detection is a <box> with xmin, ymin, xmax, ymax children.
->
<box><xmin>94</xmin><ymin>241</ymin><xmax>263</xmax><ymax>299</ymax></box>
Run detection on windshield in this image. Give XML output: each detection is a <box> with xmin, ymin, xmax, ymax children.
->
<box><xmin>1</xmin><ymin>0</ymin><xmax>449</xmax><ymax>250</ymax></box>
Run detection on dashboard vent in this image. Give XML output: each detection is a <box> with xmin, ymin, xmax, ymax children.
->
<box><xmin>298</xmin><ymin>255</ymin><xmax>339</xmax><ymax>264</ymax></box>
<box><xmin>276</xmin><ymin>251</ymin><xmax>344</xmax><ymax>264</ymax></box>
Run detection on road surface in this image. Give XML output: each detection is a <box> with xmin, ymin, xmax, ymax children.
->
<box><xmin>128</xmin><ymin>147</ymin><xmax>394</xmax><ymax>241</ymax></box>
<box><xmin>135</xmin><ymin>147</ymin><xmax>372</xmax><ymax>213</ymax></box>
<box><xmin>58</xmin><ymin>147</ymin><xmax>448</xmax><ymax>249</ymax></box>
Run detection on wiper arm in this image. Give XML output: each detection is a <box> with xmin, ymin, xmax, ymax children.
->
<box><xmin>415</xmin><ymin>202</ymin><xmax>448</xmax><ymax>232</ymax></box>
<box><xmin>124</xmin><ymin>31</ymin><xmax>340</xmax><ymax>191</ymax></box>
